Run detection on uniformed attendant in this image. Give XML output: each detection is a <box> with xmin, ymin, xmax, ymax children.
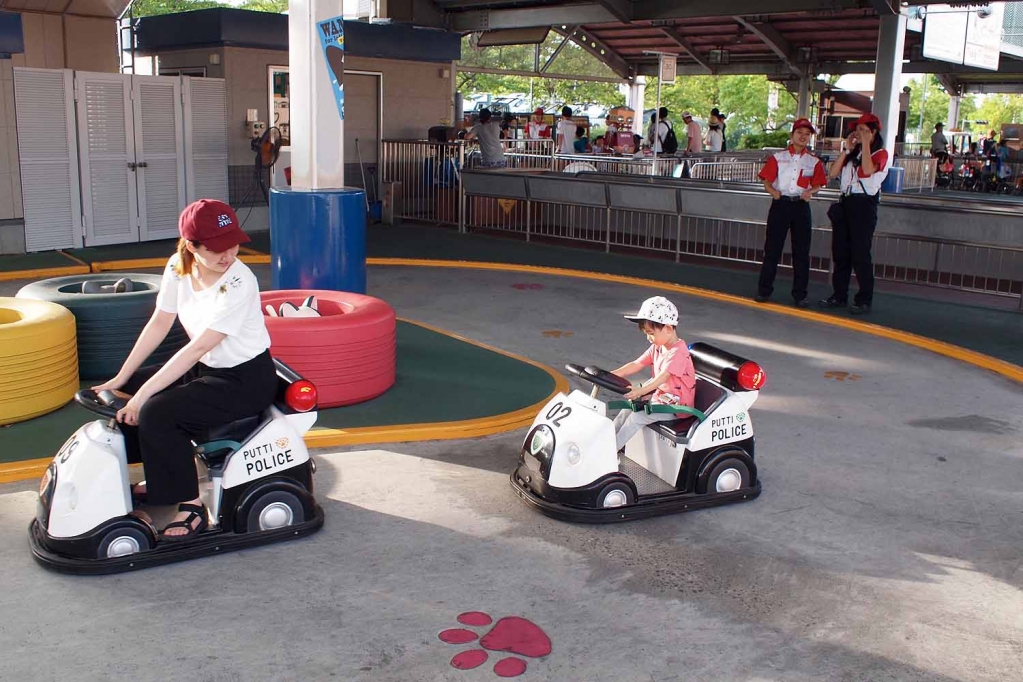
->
<box><xmin>94</xmin><ymin>199</ymin><xmax>276</xmax><ymax>541</ymax></box>
<box><xmin>819</xmin><ymin>113</ymin><xmax>889</xmax><ymax>315</ymax></box>
<box><xmin>754</xmin><ymin>118</ymin><xmax>828</xmax><ymax>308</ymax></box>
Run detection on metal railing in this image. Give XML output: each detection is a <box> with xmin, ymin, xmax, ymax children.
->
<box><xmin>896</xmin><ymin>157</ymin><xmax>938</xmax><ymax>192</ymax></box>
<box><xmin>689</xmin><ymin>161</ymin><xmax>764</xmax><ymax>183</ymax></box>
<box><xmin>380</xmin><ymin>140</ymin><xmax>464</xmax><ymax>225</ymax></box>
<box><xmin>460</xmin><ymin>174</ymin><xmax>1023</xmax><ymax>309</ymax></box>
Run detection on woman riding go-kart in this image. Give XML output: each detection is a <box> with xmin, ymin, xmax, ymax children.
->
<box><xmin>511</xmin><ymin>343</ymin><xmax>765</xmax><ymax>522</ymax></box>
<box><xmin>30</xmin><ymin>363</ymin><xmax>323</xmax><ymax>574</ymax></box>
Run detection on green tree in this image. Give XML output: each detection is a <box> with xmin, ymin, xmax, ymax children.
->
<box><xmin>974</xmin><ymin>94</ymin><xmax>1023</xmax><ymax>134</ymax></box>
<box><xmin>127</xmin><ymin>0</ymin><xmax>226</xmax><ymax>16</ymax></box>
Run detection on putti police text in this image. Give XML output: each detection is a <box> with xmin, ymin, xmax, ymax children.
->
<box><xmin>710</xmin><ymin>414</ymin><xmax>748</xmax><ymax>442</ymax></box>
<box><xmin>242</xmin><ymin>442</ymin><xmax>294</xmax><ymax>475</ymax></box>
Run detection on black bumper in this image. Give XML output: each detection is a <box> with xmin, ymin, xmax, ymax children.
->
<box><xmin>510</xmin><ymin>465</ymin><xmax>761</xmax><ymax>523</ymax></box>
<box><xmin>28</xmin><ymin>505</ymin><xmax>325</xmax><ymax>575</ymax></box>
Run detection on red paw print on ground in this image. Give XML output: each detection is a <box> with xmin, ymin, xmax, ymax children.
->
<box><xmin>511</xmin><ymin>283</ymin><xmax>545</xmax><ymax>290</ymax></box>
<box><xmin>439</xmin><ymin>611</ymin><xmax>552</xmax><ymax>677</ymax></box>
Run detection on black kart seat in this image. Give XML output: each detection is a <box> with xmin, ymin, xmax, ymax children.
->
<box><xmin>649</xmin><ymin>378</ymin><xmax>727</xmax><ymax>445</ymax></box>
<box><xmin>195</xmin><ymin>415</ymin><xmax>263</xmax><ymax>466</ymax></box>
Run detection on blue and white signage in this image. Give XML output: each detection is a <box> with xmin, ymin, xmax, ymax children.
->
<box><xmin>317</xmin><ymin>15</ymin><xmax>345</xmax><ymax>120</ymax></box>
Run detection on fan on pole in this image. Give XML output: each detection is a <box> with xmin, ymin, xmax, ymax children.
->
<box><xmin>252</xmin><ymin>126</ymin><xmax>284</xmax><ymax>202</ymax></box>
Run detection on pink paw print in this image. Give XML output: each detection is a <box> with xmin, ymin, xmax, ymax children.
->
<box><xmin>511</xmin><ymin>283</ymin><xmax>545</xmax><ymax>291</ymax></box>
<box><xmin>439</xmin><ymin>611</ymin><xmax>552</xmax><ymax>677</ymax></box>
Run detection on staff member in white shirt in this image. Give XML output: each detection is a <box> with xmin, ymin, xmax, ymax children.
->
<box><xmin>94</xmin><ymin>199</ymin><xmax>276</xmax><ymax>540</ymax></box>
<box><xmin>525</xmin><ymin>107</ymin><xmax>549</xmax><ymax>140</ymax></box>
<box><xmin>820</xmin><ymin>113</ymin><xmax>889</xmax><ymax>314</ymax></box>
<box><xmin>754</xmin><ymin>118</ymin><xmax>828</xmax><ymax>307</ymax></box>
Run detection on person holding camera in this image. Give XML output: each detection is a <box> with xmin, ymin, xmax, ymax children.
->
<box><xmin>819</xmin><ymin>113</ymin><xmax>889</xmax><ymax>315</ymax></box>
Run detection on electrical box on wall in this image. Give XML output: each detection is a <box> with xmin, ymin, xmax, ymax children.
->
<box><xmin>247</xmin><ymin>121</ymin><xmax>266</xmax><ymax>138</ymax></box>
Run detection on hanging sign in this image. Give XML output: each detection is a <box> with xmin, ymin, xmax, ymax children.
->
<box><xmin>317</xmin><ymin>15</ymin><xmax>345</xmax><ymax>120</ymax></box>
<box><xmin>659</xmin><ymin>54</ymin><xmax>677</xmax><ymax>85</ymax></box>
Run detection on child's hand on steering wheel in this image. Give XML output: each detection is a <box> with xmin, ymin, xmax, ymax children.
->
<box><xmin>624</xmin><ymin>387</ymin><xmax>645</xmax><ymax>401</ymax></box>
<box><xmin>92</xmin><ymin>376</ymin><xmax>126</xmax><ymax>393</ymax></box>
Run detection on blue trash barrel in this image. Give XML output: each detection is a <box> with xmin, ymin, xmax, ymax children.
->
<box><xmin>882</xmin><ymin>166</ymin><xmax>904</xmax><ymax>193</ymax></box>
<box><xmin>269</xmin><ymin>187</ymin><xmax>367</xmax><ymax>293</ymax></box>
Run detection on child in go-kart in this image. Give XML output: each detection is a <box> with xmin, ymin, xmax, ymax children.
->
<box><xmin>93</xmin><ymin>200</ymin><xmax>276</xmax><ymax>542</ymax></box>
<box><xmin>610</xmin><ymin>296</ymin><xmax>697</xmax><ymax>451</ymax></box>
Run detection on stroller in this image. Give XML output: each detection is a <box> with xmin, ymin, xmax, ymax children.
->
<box><xmin>935</xmin><ymin>152</ymin><xmax>954</xmax><ymax>189</ymax></box>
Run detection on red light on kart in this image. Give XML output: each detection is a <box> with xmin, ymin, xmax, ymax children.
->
<box><xmin>285</xmin><ymin>380</ymin><xmax>318</xmax><ymax>412</ymax></box>
<box><xmin>737</xmin><ymin>362</ymin><xmax>766</xmax><ymax>391</ymax></box>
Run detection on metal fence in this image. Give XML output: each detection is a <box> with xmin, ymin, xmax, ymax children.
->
<box><xmin>689</xmin><ymin>161</ymin><xmax>764</xmax><ymax>183</ymax></box>
<box><xmin>896</xmin><ymin>157</ymin><xmax>938</xmax><ymax>192</ymax></box>
<box><xmin>461</xmin><ymin>180</ymin><xmax>1022</xmax><ymax>309</ymax></box>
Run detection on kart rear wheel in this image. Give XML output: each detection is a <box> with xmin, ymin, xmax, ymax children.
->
<box><xmin>247</xmin><ymin>490</ymin><xmax>305</xmax><ymax>532</ymax></box>
<box><xmin>97</xmin><ymin>525</ymin><xmax>152</xmax><ymax>559</ymax></box>
<box><xmin>707</xmin><ymin>458</ymin><xmax>750</xmax><ymax>494</ymax></box>
<box><xmin>596</xmin><ymin>482</ymin><xmax>634</xmax><ymax>509</ymax></box>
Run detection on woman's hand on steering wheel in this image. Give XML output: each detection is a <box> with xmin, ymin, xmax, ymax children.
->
<box><xmin>116</xmin><ymin>393</ymin><xmax>148</xmax><ymax>426</ymax></box>
<box><xmin>92</xmin><ymin>376</ymin><xmax>126</xmax><ymax>393</ymax></box>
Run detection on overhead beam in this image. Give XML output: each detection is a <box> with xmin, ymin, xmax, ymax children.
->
<box><xmin>449</xmin><ymin>1</ymin><xmax>863</xmax><ymax>31</ymax></box>
<box><xmin>540</xmin><ymin>27</ymin><xmax>575</xmax><ymax>74</ymax></box>
<box><xmin>732</xmin><ymin>16</ymin><xmax>801</xmax><ymax>76</ymax></box>
<box><xmin>456</xmin><ymin>66</ymin><xmax>624</xmax><ymax>84</ymax></box>
<box><xmin>596</xmin><ymin>0</ymin><xmax>633</xmax><ymax>23</ymax></box>
<box><xmin>633</xmin><ymin>59</ymin><xmax>1023</xmax><ymax>77</ymax></box>
<box><xmin>660</xmin><ymin>26</ymin><xmax>713</xmax><ymax>74</ymax></box>
<box><xmin>553</xmin><ymin>25</ymin><xmax>632</xmax><ymax>80</ymax></box>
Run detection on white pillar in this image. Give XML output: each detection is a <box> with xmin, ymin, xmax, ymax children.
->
<box><xmin>947</xmin><ymin>94</ymin><xmax>961</xmax><ymax>129</ymax></box>
<box><xmin>628</xmin><ymin>76</ymin><xmax>646</xmax><ymax>135</ymax></box>
<box><xmin>289</xmin><ymin>0</ymin><xmax>345</xmax><ymax>190</ymax></box>
<box><xmin>796</xmin><ymin>73</ymin><xmax>812</xmax><ymax>119</ymax></box>
<box><xmin>871</xmin><ymin>12</ymin><xmax>906</xmax><ymax>158</ymax></box>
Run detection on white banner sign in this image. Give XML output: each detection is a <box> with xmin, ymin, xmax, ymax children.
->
<box><xmin>922</xmin><ymin>4</ymin><xmax>968</xmax><ymax>65</ymax></box>
<box><xmin>659</xmin><ymin>54</ymin><xmax>677</xmax><ymax>85</ymax></box>
<box><xmin>964</xmin><ymin>2</ymin><xmax>1005</xmax><ymax>71</ymax></box>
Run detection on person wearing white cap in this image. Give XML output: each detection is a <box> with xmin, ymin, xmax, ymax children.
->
<box><xmin>682</xmin><ymin>111</ymin><xmax>702</xmax><ymax>153</ymax></box>
<box><xmin>610</xmin><ymin>296</ymin><xmax>697</xmax><ymax>452</ymax></box>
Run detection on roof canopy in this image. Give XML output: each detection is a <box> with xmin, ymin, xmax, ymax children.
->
<box><xmin>435</xmin><ymin>0</ymin><xmax>1023</xmax><ymax>94</ymax></box>
<box><xmin>0</xmin><ymin>0</ymin><xmax>131</xmax><ymax>19</ymax></box>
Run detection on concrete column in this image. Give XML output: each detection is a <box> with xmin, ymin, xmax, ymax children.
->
<box><xmin>628</xmin><ymin>76</ymin><xmax>646</xmax><ymax>135</ymax></box>
<box><xmin>947</xmin><ymin>94</ymin><xmax>961</xmax><ymax>130</ymax></box>
<box><xmin>871</xmin><ymin>12</ymin><xmax>906</xmax><ymax>158</ymax></box>
<box><xmin>288</xmin><ymin>0</ymin><xmax>345</xmax><ymax>189</ymax></box>
<box><xmin>796</xmin><ymin>72</ymin><xmax>813</xmax><ymax>119</ymax></box>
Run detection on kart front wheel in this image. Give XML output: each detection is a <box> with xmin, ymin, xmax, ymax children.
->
<box><xmin>596</xmin><ymin>482</ymin><xmax>634</xmax><ymax>509</ymax></box>
<box><xmin>247</xmin><ymin>490</ymin><xmax>306</xmax><ymax>532</ymax></box>
<box><xmin>707</xmin><ymin>458</ymin><xmax>750</xmax><ymax>493</ymax></box>
<box><xmin>97</xmin><ymin>525</ymin><xmax>152</xmax><ymax>559</ymax></box>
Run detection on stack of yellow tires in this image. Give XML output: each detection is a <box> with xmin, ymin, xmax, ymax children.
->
<box><xmin>0</xmin><ymin>297</ymin><xmax>79</xmax><ymax>425</ymax></box>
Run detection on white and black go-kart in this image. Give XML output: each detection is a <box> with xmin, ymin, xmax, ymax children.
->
<box><xmin>511</xmin><ymin>343</ymin><xmax>766</xmax><ymax>522</ymax></box>
<box><xmin>29</xmin><ymin>360</ymin><xmax>324</xmax><ymax>574</ymax></box>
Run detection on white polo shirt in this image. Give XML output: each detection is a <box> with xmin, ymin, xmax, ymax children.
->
<box><xmin>156</xmin><ymin>256</ymin><xmax>271</xmax><ymax>368</ymax></box>
<box><xmin>841</xmin><ymin>148</ymin><xmax>889</xmax><ymax>196</ymax></box>
<box><xmin>758</xmin><ymin>146</ymin><xmax>828</xmax><ymax>197</ymax></box>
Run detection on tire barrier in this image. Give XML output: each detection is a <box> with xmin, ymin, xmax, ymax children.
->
<box><xmin>16</xmin><ymin>274</ymin><xmax>189</xmax><ymax>380</ymax></box>
<box><xmin>0</xmin><ymin>297</ymin><xmax>79</xmax><ymax>425</ymax></box>
<box><xmin>261</xmin><ymin>290</ymin><xmax>396</xmax><ymax>408</ymax></box>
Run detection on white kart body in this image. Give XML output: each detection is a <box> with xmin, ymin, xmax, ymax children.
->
<box><xmin>44</xmin><ymin>406</ymin><xmax>317</xmax><ymax>540</ymax></box>
<box><xmin>528</xmin><ymin>380</ymin><xmax>759</xmax><ymax>492</ymax></box>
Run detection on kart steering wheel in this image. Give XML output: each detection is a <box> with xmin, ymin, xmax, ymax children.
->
<box><xmin>74</xmin><ymin>389</ymin><xmax>128</xmax><ymax>419</ymax></box>
<box><xmin>565</xmin><ymin>364</ymin><xmax>632</xmax><ymax>395</ymax></box>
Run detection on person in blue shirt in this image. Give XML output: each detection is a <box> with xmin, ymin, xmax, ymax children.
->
<box><xmin>573</xmin><ymin>126</ymin><xmax>590</xmax><ymax>154</ymax></box>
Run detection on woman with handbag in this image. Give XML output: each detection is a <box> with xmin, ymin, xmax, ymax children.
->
<box><xmin>819</xmin><ymin>113</ymin><xmax>889</xmax><ymax>315</ymax></box>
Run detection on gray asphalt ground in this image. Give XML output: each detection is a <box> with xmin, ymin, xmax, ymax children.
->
<box><xmin>2</xmin><ymin>264</ymin><xmax>1022</xmax><ymax>682</ymax></box>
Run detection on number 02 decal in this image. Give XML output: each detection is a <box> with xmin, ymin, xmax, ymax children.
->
<box><xmin>546</xmin><ymin>402</ymin><xmax>572</xmax><ymax>427</ymax></box>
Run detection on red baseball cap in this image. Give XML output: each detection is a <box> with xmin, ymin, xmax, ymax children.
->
<box><xmin>792</xmin><ymin>118</ymin><xmax>816</xmax><ymax>134</ymax></box>
<box><xmin>854</xmin><ymin>113</ymin><xmax>882</xmax><ymax>130</ymax></box>
<box><xmin>178</xmin><ymin>199</ymin><xmax>250</xmax><ymax>253</ymax></box>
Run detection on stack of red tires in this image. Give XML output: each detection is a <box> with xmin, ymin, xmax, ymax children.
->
<box><xmin>261</xmin><ymin>290</ymin><xmax>396</xmax><ymax>408</ymax></box>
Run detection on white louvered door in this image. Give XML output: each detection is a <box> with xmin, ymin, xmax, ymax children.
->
<box><xmin>75</xmin><ymin>71</ymin><xmax>139</xmax><ymax>246</ymax></box>
<box><xmin>12</xmin><ymin>68</ymin><xmax>83</xmax><ymax>251</ymax></box>
<box><xmin>134</xmin><ymin>75</ymin><xmax>186</xmax><ymax>241</ymax></box>
<box><xmin>183</xmin><ymin>77</ymin><xmax>229</xmax><ymax>204</ymax></box>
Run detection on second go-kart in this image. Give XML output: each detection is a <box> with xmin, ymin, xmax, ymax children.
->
<box><xmin>29</xmin><ymin>360</ymin><xmax>325</xmax><ymax>574</ymax></box>
<box><xmin>511</xmin><ymin>343</ymin><xmax>766</xmax><ymax>522</ymax></box>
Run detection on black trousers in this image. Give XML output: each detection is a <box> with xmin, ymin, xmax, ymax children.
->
<box><xmin>829</xmin><ymin>194</ymin><xmax>878</xmax><ymax>305</ymax></box>
<box><xmin>120</xmin><ymin>350</ymin><xmax>277</xmax><ymax>505</ymax></box>
<box><xmin>757</xmin><ymin>198</ymin><xmax>812</xmax><ymax>301</ymax></box>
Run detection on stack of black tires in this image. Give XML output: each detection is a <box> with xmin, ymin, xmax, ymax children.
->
<box><xmin>17</xmin><ymin>274</ymin><xmax>188</xmax><ymax>380</ymax></box>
